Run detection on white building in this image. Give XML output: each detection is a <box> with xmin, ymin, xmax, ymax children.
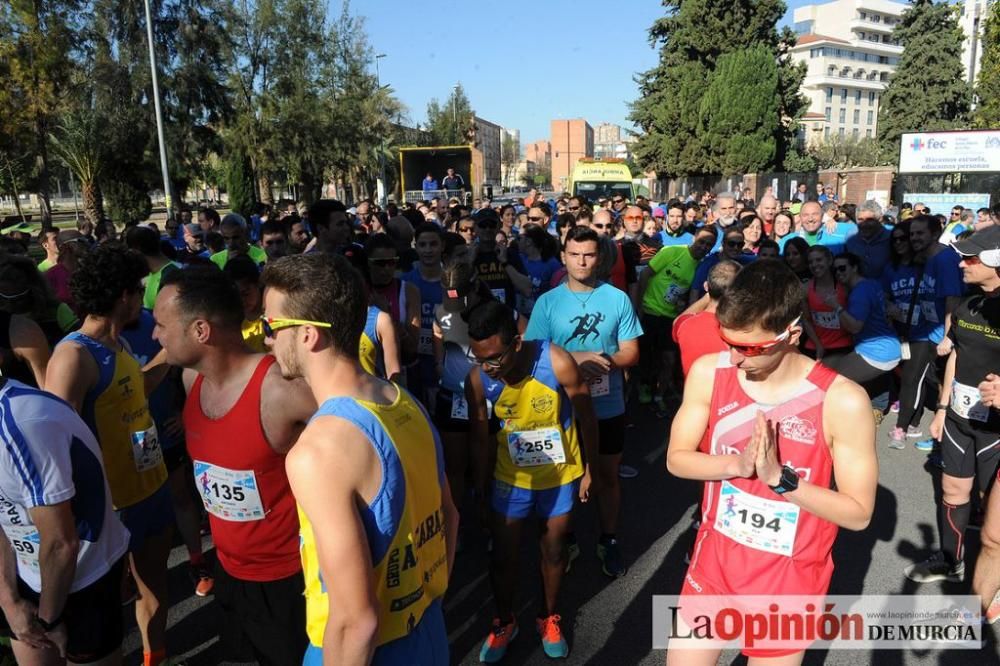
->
<box><xmin>961</xmin><ymin>0</ymin><xmax>996</xmax><ymax>90</ymax></box>
<box><xmin>593</xmin><ymin>122</ymin><xmax>632</xmax><ymax>160</ymax></box>
<box><xmin>790</xmin><ymin>0</ymin><xmax>907</xmax><ymax>143</ymax></box>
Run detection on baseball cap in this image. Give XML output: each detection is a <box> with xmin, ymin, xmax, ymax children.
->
<box><xmin>952</xmin><ymin>226</ymin><xmax>1000</xmax><ymax>267</ymax></box>
<box><xmin>474</xmin><ymin>208</ymin><xmax>500</xmax><ymax>227</ymax></box>
<box><xmin>652</xmin><ymin>207</ymin><xmax>665</xmax><ymax>219</ymax></box>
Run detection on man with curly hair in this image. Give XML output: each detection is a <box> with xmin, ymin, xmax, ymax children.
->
<box><xmin>45</xmin><ymin>244</ymin><xmax>174</xmax><ymax>666</ymax></box>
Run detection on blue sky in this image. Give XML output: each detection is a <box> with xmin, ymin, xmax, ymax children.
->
<box><xmin>351</xmin><ymin>0</ymin><xmax>845</xmax><ymax>146</ymax></box>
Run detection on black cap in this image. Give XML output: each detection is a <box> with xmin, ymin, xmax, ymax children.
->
<box><xmin>474</xmin><ymin>208</ymin><xmax>500</xmax><ymax>227</ymax></box>
<box><xmin>952</xmin><ymin>225</ymin><xmax>1000</xmax><ymax>267</ymax></box>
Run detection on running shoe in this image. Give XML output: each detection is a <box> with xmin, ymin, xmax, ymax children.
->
<box><xmin>618</xmin><ymin>464</ymin><xmax>639</xmax><ymax>479</ymax></box>
<box><xmin>913</xmin><ymin>438</ymin><xmax>935</xmax><ymax>452</ymax></box>
<box><xmin>887</xmin><ymin>427</ymin><xmax>907</xmax><ymax>450</ymax></box>
<box><xmin>536</xmin><ymin>614</ymin><xmax>569</xmax><ymax>659</ymax></box>
<box><xmin>638</xmin><ymin>384</ymin><xmax>653</xmax><ymax>405</ymax></box>
<box><xmin>597</xmin><ymin>538</ymin><xmax>627</xmax><ymax>578</ymax></box>
<box><xmin>193</xmin><ymin>567</ymin><xmax>215</xmax><ymax>597</ymax></box>
<box><xmin>565</xmin><ymin>541</ymin><xmax>580</xmax><ymax>573</ymax></box>
<box><xmin>904</xmin><ymin>552</ymin><xmax>965</xmax><ymax>583</ymax></box>
<box><xmin>986</xmin><ymin>590</ymin><xmax>1000</xmax><ymax>625</ymax></box>
<box><xmin>890</xmin><ymin>400</ymin><xmax>900</xmax><ymax>413</ymax></box>
<box><xmin>907</xmin><ymin>426</ymin><xmax>924</xmax><ymax>439</ymax></box>
<box><xmin>479</xmin><ymin>617</ymin><xmax>518</xmax><ymax>663</ymax></box>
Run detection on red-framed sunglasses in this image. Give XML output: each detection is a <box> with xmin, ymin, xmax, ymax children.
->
<box><xmin>719</xmin><ymin>317</ymin><xmax>801</xmax><ymax>357</ymax></box>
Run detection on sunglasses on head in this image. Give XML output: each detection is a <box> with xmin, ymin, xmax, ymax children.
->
<box><xmin>260</xmin><ymin>316</ymin><xmax>332</xmax><ymax>339</ymax></box>
<box><xmin>719</xmin><ymin>317</ymin><xmax>801</xmax><ymax>358</ymax></box>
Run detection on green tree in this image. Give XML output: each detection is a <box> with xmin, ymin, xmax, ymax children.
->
<box><xmin>973</xmin><ymin>0</ymin><xmax>1000</xmax><ymax>128</ymax></box>
<box><xmin>698</xmin><ymin>46</ymin><xmax>780</xmax><ymax>175</ymax></box>
<box><xmin>808</xmin><ymin>135</ymin><xmax>888</xmax><ymax>168</ymax></box>
<box><xmin>630</xmin><ymin>0</ymin><xmax>805</xmax><ymax>177</ymax></box>
<box><xmin>426</xmin><ymin>84</ymin><xmax>474</xmax><ymax>146</ymax></box>
<box><xmin>501</xmin><ymin>133</ymin><xmax>520</xmax><ymax>188</ymax></box>
<box><xmin>225</xmin><ymin>147</ymin><xmax>256</xmax><ymax>219</ymax></box>
<box><xmin>0</xmin><ymin>0</ymin><xmax>81</xmax><ymax>225</ymax></box>
<box><xmin>877</xmin><ymin>0</ymin><xmax>971</xmax><ymax>160</ymax></box>
<box><xmin>50</xmin><ymin>109</ymin><xmax>108</xmax><ymax>226</ymax></box>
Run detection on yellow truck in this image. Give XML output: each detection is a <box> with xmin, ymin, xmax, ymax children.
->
<box><xmin>568</xmin><ymin>158</ymin><xmax>635</xmax><ymax>203</ymax></box>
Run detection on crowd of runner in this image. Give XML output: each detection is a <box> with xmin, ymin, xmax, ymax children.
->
<box><xmin>0</xmin><ymin>186</ymin><xmax>998</xmax><ymax>665</ymax></box>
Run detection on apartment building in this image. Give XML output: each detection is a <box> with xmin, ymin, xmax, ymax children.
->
<box><xmin>790</xmin><ymin>0</ymin><xmax>906</xmax><ymax>143</ymax></box>
<box><xmin>551</xmin><ymin>119</ymin><xmax>594</xmax><ymax>191</ymax></box>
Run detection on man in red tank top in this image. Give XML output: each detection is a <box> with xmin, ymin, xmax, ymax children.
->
<box><xmin>152</xmin><ymin>265</ymin><xmax>317</xmax><ymax>666</ymax></box>
<box><xmin>665</xmin><ymin>260</ymin><xmax>878</xmax><ymax>663</ymax></box>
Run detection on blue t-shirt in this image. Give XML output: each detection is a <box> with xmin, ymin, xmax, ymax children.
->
<box><xmin>797</xmin><ymin>223</ymin><xmax>857</xmax><ymax>256</ymax></box>
<box><xmin>847</xmin><ymin>279</ymin><xmax>900</xmax><ymax>364</ymax></box>
<box><xmin>659</xmin><ymin>230</ymin><xmax>693</xmax><ymax>247</ymax></box>
<box><xmin>910</xmin><ymin>248</ymin><xmax>964</xmax><ymax>343</ymax></box>
<box><xmin>402</xmin><ymin>268</ymin><xmax>443</xmax><ymax>386</ymax></box>
<box><xmin>845</xmin><ymin>227</ymin><xmax>892</xmax><ymax>280</ymax></box>
<box><xmin>524</xmin><ymin>282</ymin><xmax>643</xmax><ymax>419</ymax></box>
<box><xmin>518</xmin><ymin>256</ymin><xmax>562</xmax><ymax>314</ymax></box>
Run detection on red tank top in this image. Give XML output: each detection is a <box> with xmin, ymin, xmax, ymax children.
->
<box><xmin>688</xmin><ymin>354</ymin><xmax>838</xmax><ymax>597</ymax></box>
<box><xmin>373</xmin><ymin>280</ymin><xmax>403</xmax><ymax>322</ymax></box>
<box><xmin>184</xmin><ymin>355</ymin><xmax>301</xmax><ymax>581</ymax></box>
<box><xmin>805</xmin><ymin>280</ymin><xmax>851</xmax><ymax>351</ymax></box>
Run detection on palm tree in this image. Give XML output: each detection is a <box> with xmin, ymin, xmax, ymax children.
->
<box><xmin>50</xmin><ymin>109</ymin><xmax>107</xmax><ymax>225</ymax></box>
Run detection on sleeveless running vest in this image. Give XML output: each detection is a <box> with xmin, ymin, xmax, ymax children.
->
<box><xmin>805</xmin><ymin>280</ymin><xmax>852</xmax><ymax>351</ymax></box>
<box><xmin>688</xmin><ymin>353</ymin><xmax>838</xmax><ymax>596</ymax></box>
<box><xmin>60</xmin><ymin>332</ymin><xmax>167</xmax><ymax>509</ymax></box>
<box><xmin>479</xmin><ymin>340</ymin><xmax>584</xmax><ymax>490</ymax></box>
<box><xmin>359</xmin><ymin>305</ymin><xmax>384</xmax><ymax>378</ymax></box>
<box><xmin>184</xmin><ymin>355</ymin><xmax>301</xmax><ymax>582</ymax></box>
<box><xmin>299</xmin><ymin>386</ymin><xmax>449</xmax><ymax>648</ymax></box>
<box><xmin>609</xmin><ymin>239</ymin><xmax>627</xmax><ymax>292</ymax></box>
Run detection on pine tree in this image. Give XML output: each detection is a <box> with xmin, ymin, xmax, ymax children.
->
<box><xmin>630</xmin><ymin>0</ymin><xmax>805</xmax><ymax>177</ymax></box>
<box><xmin>973</xmin><ymin>0</ymin><xmax>1000</xmax><ymax>128</ymax></box>
<box><xmin>225</xmin><ymin>148</ymin><xmax>256</xmax><ymax>219</ymax></box>
<box><xmin>426</xmin><ymin>85</ymin><xmax>474</xmax><ymax>146</ymax></box>
<box><xmin>699</xmin><ymin>46</ymin><xmax>781</xmax><ymax>175</ymax></box>
<box><xmin>877</xmin><ymin>0</ymin><xmax>971</xmax><ymax>160</ymax></box>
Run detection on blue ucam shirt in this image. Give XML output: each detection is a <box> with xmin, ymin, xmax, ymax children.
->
<box><xmin>881</xmin><ymin>249</ymin><xmax>964</xmax><ymax>343</ymax></box>
<box><xmin>845</xmin><ymin>227</ymin><xmax>892</xmax><ymax>279</ymax></box>
<box><xmin>847</xmin><ymin>279</ymin><xmax>901</xmax><ymax>364</ymax></box>
<box><xmin>797</xmin><ymin>222</ymin><xmax>857</xmax><ymax>256</ymax></box>
<box><xmin>524</xmin><ymin>282</ymin><xmax>643</xmax><ymax>419</ymax></box>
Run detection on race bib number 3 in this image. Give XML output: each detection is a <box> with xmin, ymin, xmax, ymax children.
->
<box><xmin>193</xmin><ymin>461</ymin><xmax>266</xmax><ymax>522</ymax></box>
<box><xmin>588</xmin><ymin>374</ymin><xmax>610</xmax><ymax>398</ymax></box>
<box><xmin>713</xmin><ymin>481</ymin><xmax>800</xmax><ymax>557</ymax></box>
<box><xmin>131</xmin><ymin>425</ymin><xmax>163</xmax><ymax>472</ymax></box>
<box><xmin>4</xmin><ymin>524</ymin><xmax>40</xmax><ymax>574</ymax></box>
<box><xmin>506</xmin><ymin>428</ymin><xmax>566</xmax><ymax>467</ymax></box>
<box><xmin>952</xmin><ymin>381</ymin><xmax>990</xmax><ymax>422</ymax></box>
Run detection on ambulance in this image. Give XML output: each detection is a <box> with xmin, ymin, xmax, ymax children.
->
<box><xmin>568</xmin><ymin>158</ymin><xmax>635</xmax><ymax>204</ymax></box>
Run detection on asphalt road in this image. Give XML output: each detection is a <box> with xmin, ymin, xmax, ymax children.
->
<box><xmin>122</xmin><ymin>400</ymin><xmax>1000</xmax><ymax>666</ymax></box>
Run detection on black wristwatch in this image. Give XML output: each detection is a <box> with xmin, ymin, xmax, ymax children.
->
<box><xmin>36</xmin><ymin>613</ymin><xmax>63</xmax><ymax>631</ymax></box>
<box><xmin>770</xmin><ymin>465</ymin><xmax>800</xmax><ymax>495</ymax></box>
<box><xmin>936</xmin><ymin>403</ymin><xmax>949</xmax><ymax>412</ymax></box>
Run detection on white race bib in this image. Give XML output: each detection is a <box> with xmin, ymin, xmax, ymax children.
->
<box><xmin>588</xmin><ymin>374</ymin><xmax>610</xmax><ymax>398</ymax></box>
<box><xmin>491</xmin><ymin>288</ymin><xmax>507</xmax><ymax>303</ymax></box>
<box><xmin>920</xmin><ymin>300</ymin><xmax>939</xmax><ymax>324</ymax></box>
<box><xmin>713</xmin><ymin>481</ymin><xmax>800</xmax><ymax>557</ymax></box>
<box><xmin>952</xmin><ymin>381</ymin><xmax>990</xmax><ymax>422</ymax></box>
<box><xmin>664</xmin><ymin>284</ymin><xmax>685</xmax><ymax>306</ymax></box>
<box><xmin>418</xmin><ymin>328</ymin><xmax>433</xmax><ymax>356</ymax></box>
<box><xmin>812</xmin><ymin>310</ymin><xmax>841</xmax><ymax>330</ymax></box>
<box><xmin>131</xmin><ymin>425</ymin><xmax>163</xmax><ymax>472</ymax></box>
<box><xmin>193</xmin><ymin>461</ymin><xmax>266</xmax><ymax>522</ymax></box>
<box><xmin>450</xmin><ymin>393</ymin><xmax>469</xmax><ymax>421</ymax></box>
<box><xmin>506</xmin><ymin>428</ymin><xmax>566</xmax><ymax>467</ymax></box>
<box><xmin>895</xmin><ymin>301</ymin><xmax>920</xmax><ymax>325</ymax></box>
<box><xmin>3</xmin><ymin>524</ymin><xmax>40</xmax><ymax>574</ymax></box>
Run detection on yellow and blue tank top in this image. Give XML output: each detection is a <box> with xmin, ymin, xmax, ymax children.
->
<box><xmin>358</xmin><ymin>305</ymin><xmax>384</xmax><ymax>377</ymax></box>
<box><xmin>479</xmin><ymin>340</ymin><xmax>584</xmax><ymax>490</ymax></box>
<box><xmin>299</xmin><ymin>385</ymin><xmax>449</xmax><ymax>650</ymax></box>
<box><xmin>60</xmin><ymin>332</ymin><xmax>167</xmax><ymax>509</ymax></box>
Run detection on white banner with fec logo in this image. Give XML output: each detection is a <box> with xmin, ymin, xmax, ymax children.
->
<box><xmin>652</xmin><ymin>595</ymin><xmax>982</xmax><ymax>650</ymax></box>
<box><xmin>899</xmin><ymin>130</ymin><xmax>1000</xmax><ymax>174</ymax></box>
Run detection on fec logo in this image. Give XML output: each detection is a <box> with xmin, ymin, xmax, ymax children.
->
<box><xmin>910</xmin><ymin>137</ymin><xmax>925</xmax><ymax>151</ymax></box>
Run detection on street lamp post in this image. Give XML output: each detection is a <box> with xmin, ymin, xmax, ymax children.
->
<box><xmin>453</xmin><ymin>84</ymin><xmax>459</xmax><ymax>144</ymax></box>
<box><xmin>374</xmin><ymin>53</ymin><xmax>388</xmax><ymax>207</ymax></box>
<box><xmin>142</xmin><ymin>0</ymin><xmax>175</xmax><ymax>221</ymax></box>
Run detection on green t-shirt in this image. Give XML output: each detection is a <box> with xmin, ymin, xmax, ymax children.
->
<box><xmin>641</xmin><ymin>244</ymin><xmax>699</xmax><ymax>319</ymax></box>
<box><xmin>210</xmin><ymin>245</ymin><xmax>267</xmax><ymax>270</ymax></box>
<box><xmin>143</xmin><ymin>261</ymin><xmax>181</xmax><ymax>310</ymax></box>
<box><xmin>37</xmin><ymin>258</ymin><xmax>56</xmax><ymax>273</ymax></box>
